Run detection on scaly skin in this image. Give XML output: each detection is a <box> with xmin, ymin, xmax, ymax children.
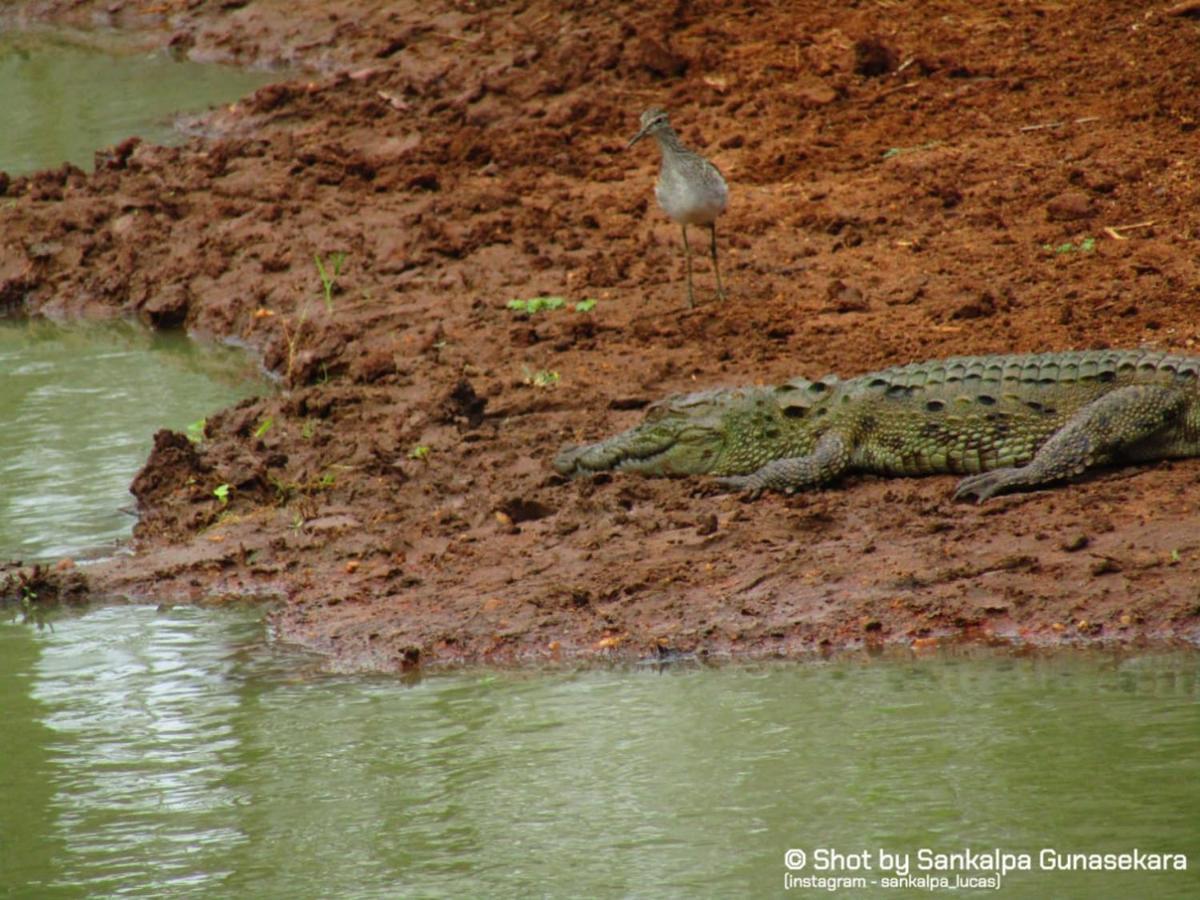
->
<box><xmin>553</xmin><ymin>350</ymin><xmax>1200</xmax><ymax>501</ymax></box>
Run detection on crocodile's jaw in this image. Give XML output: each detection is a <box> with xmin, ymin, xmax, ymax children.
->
<box><xmin>554</xmin><ymin>386</ymin><xmax>774</xmax><ymax>478</ymax></box>
<box><xmin>554</xmin><ymin>421</ymin><xmax>729</xmax><ymax>477</ymax></box>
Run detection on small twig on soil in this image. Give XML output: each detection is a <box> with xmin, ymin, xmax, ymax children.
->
<box><xmin>377</xmin><ymin>91</ymin><xmax>409</xmax><ymax>112</ymax></box>
<box><xmin>870</xmin><ymin>81</ymin><xmax>919</xmax><ymax>102</ymax></box>
<box><xmin>1019</xmin><ymin>116</ymin><xmax>1100</xmax><ymax>132</ymax></box>
<box><xmin>1102</xmin><ymin>220</ymin><xmax>1157</xmax><ymax>241</ymax></box>
<box><xmin>431</xmin><ymin>30</ymin><xmax>483</xmax><ymax>44</ymax></box>
<box><xmin>1165</xmin><ymin>0</ymin><xmax>1200</xmax><ymax>18</ymax></box>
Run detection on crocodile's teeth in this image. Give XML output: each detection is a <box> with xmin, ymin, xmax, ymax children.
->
<box><xmin>615</xmin><ymin>449</ymin><xmax>669</xmax><ymax>471</ymax></box>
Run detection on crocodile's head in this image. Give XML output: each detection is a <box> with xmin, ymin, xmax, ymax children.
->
<box><xmin>554</xmin><ymin>385</ymin><xmax>791</xmax><ymax>478</ymax></box>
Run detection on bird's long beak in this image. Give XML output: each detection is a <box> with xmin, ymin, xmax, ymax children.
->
<box><xmin>627</xmin><ymin>123</ymin><xmax>652</xmax><ymax>148</ymax></box>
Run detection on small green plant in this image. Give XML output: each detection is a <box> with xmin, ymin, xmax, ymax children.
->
<box><xmin>314</xmin><ymin>251</ymin><xmax>348</xmax><ymax>313</ymax></box>
<box><xmin>1042</xmin><ymin>236</ymin><xmax>1096</xmax><ymax>255</ymax></box>
<box><xmin>522</xmin><ymin>367</ymin><xmax>561</xmax><ymax>388</ymax></box>
<box><xmin>268</xmin><ymin>475</ymin><xmax>295</xmax><ymax>505</ymax></box>
<box><xmin>213</xmin><ymin>483</ymin><xmax>231</xmax><ymax>505</ymax></box>
<box><xmin>318</xmin><ymin>471</ymin><xmax>336</xmax><ymax>489</ymax></box>
<box><xmin>301</xmin><ymin>419</ymin><xmax>317</xmax><ymax>440</ymax></box>
<box><xmin>881</xmin><ymin>140</ymin><xmax>942</xmax><ymax>160</ymax></box>
<box><xmin>507</xmin><ymin>296</ymin><xmax>566</xmax><ymax>316</ymax></box>
<box><xmin>7</xmin><ymin>565</ymin><xmax>46</xmax><ymax>613</ymax></box>
<box><xmin>185</xmin><ymin>418</ymin><xmax>206</xmax><ymax>444</ymax></box>
<box><xmin>506</xmin><ymin>296</ymin><xmax>597</xmax><ymax>316</ymax></box>
<box><xmin>254</xmin><ymin>417</ymin><xmax>274</xmax><ymax>439</ymax></box>
<box><xmin>408</xmin><ymin>445</ymin><xmax>431</xmax><ymax>460</ymax></box>
<box><xmin>281</xmin><ymin>303</ymin><xmax>312</xmax><ymax>383</ymax></box>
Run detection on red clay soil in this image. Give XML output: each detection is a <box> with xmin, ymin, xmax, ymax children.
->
<box><xmin>3</xmin><ymin>0</ymin><xmax>1200</xmax><ymax>669</ymax></box>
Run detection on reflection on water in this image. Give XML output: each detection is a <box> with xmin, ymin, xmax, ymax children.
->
<box><xmin>0</xmin><ymin>320</ymin><xmax>268</xmax><ymax>560</ymax></box>
<box><xmin>0</xmin><ymin>28</ymin><xmax>278</xmax><ymax>176</ymax></box>
<box><xmin>1</xmin><ymin>607</ymin><xmax>1196</xmax><ymax>897</ymax></box>
<box><xmin>28</xmin><ymin>608</ymin><xmax>255</xmax><ymax>896</ymax></box>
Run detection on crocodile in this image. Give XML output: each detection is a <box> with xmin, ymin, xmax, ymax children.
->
<box><xmin>553</xmin><ymin>350</ymin><xmax>1200</xmax><ymax>501</ymax></box>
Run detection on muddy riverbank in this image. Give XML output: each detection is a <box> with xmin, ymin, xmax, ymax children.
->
<box><xmin>4</xmin><ymin>0</ymin><xmax>1200</xmax><ymax>669</ymax></box>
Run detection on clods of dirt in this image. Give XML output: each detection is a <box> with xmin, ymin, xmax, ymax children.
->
<box><xmin>2</xmin><ymin>0</ymin><xmax>1199</xmax><ymax>669</ymax></box>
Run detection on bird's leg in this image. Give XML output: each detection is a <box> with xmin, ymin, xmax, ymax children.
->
<box><xmin>709</xmin><ymin>222</ymin><xmax>726</xmax><ymax>302</ymax></box>
<box><xmin>681</xmin><ymin>224</ymin><xmax>695</xmax><ymax>309</ymax></box>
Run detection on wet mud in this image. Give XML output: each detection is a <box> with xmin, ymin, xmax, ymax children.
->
<box><xmin>3</xmin><ymin>0</ymin><xmax>1200</xmax><ymax>668</ymax></box>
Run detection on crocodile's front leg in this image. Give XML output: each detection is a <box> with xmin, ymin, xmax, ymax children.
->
<box><xmin>953</xmin><ymin>384</ymin><xmax>1187</xmax><ymax>502</ymax></box>
<box><xmin>717</xmin><ymin>430</ymin><xmax>852</xmax><ymax>496</ymax></box>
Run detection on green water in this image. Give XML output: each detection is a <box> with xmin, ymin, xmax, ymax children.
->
<box><xmin>0</xmin><ymin>320</ymin><xmax>267</xmax><ymax>560</ymax></box>
<box><xmin>0</xmin><ymin>606</ymin><xmax>1195</xmax><ymax>898</ymax></box>
<box><xmin>0</xmin><ymin>28</ymin><xmax>278</xmax><ymax>176</ymax></box>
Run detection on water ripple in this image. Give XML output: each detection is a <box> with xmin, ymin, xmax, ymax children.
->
<box><xmin>0</xmin><ymin>320</ymin><xmax>266</xmax><ymax>560</ymax></box>
<box><xmin>1</xmin><ymin>608</ymin><xmax>1196</xmax><ymax>898</ymax></box>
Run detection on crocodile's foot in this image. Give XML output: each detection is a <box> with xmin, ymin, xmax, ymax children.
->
<box><xmin>715</xmin><ymin>474</ymin><xmax>764</xmax><ymax>499</ymax></box>
<box><xmin>953</xmin><ymin>467</ymin><xmax>1031</xmax><ymax>503</ymax></box>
